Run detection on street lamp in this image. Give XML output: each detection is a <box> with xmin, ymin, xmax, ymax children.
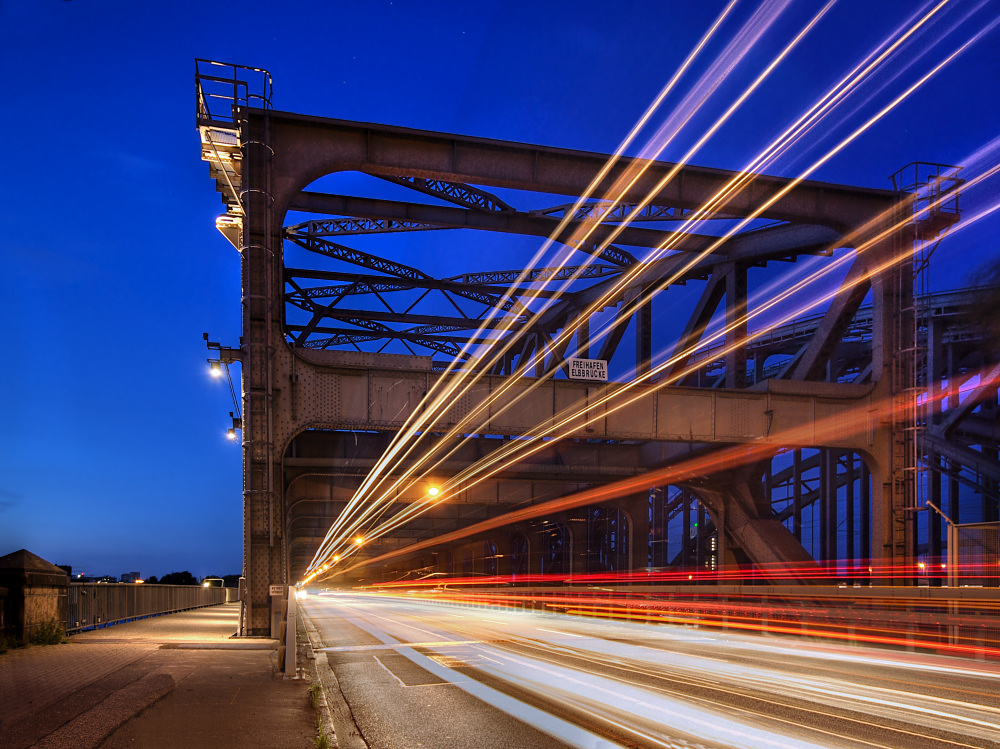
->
<box><xmin>925</xmin><ymin>500</ymin><xmax>958</xmax><ymax>587</ymax></box>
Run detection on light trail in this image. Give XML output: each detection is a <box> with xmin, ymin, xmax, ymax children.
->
<box><xmin>304</xmin><ymin>4</ymin><xmax>801</xmax><ymax>569</ymax></box>
<box><xmin>319</xmin><ymin>0</ymin><xmax>834</xmax><ymax>528</ymax></box>
<box><xmin>305</xmin><ymin>0</ymin><xmax>809</xmax><ymax>557</ymax></box>
<box><xmin>306</xmin><ymin>1</ymin><xmax>975</xmax><ymax>564</ymax></box>
<box><xmin>305</xmin><ymin>4</ymin><xmax>1000</xmax><ymax>577</ymax></box>
<box><xmin>306</xmin><ymin>0</ymin><xmax>753</xmax><ymax>569</ymax></box>
<box><xmin>304</xmin><ymin>593</ymin><xmax>1000</xmax><ymax>748</ymax></box>
<box><xmin>775</xmin><ymin>0</ymin><xmax>994</xmax><ymax>174</ymax></box>
<box><xmin>310</xmin><ymin>177</ymin><xmax>1000</xmax><ymax>578</ymax></box>
<box><xmin>334</xmin><ymin>356</ymin><xmax>1000</xmax><ymax>583</ymax></box>
<box><xmin>305</xmin><ymin>3</ymin><xmax>934</xmax><ymax>570</ymax></box>
<box><xmin>322</xmin><ymin>130</ymin><xmax>1000</xmax><ymax>559</ymax></box>
<box><xmin>473</xmin><ymin>637</ymin><xmax>997</xmax><ymax>747</ymax></box>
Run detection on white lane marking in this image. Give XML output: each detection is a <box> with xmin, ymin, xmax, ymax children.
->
<box><xmin>372</xmin><ymin>654</ymin><xmax>463</xmax><ymax>688</ymax></box>
<box><xmin>538</xmin><ymin>628</ymin><xmax>583</xmax><ymax>638</ymax></box>
<box><xmin>341</xmin><ymin>610</ymin><xmax>628</xmax><ymax>749</ymax></box>
<box><xmin>373</xmin><ymin>654</ymin><xmax>412</xmax><ymax>688</ymax></box>
<box><xmin>319</xmin><ymin>639</ymin><xmax>487</xmax><ymax>652</ymax></box>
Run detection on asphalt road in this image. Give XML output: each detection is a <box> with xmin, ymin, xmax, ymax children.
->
<box><xmin>301</xmin><ymin>591</ymin><xmax>1000</xmax><ymax>749</ymax></box>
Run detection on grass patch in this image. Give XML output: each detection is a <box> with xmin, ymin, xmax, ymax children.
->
<box><xmin>0</xmin><ymin>635</ymin><xmax>26</xmax><ymax>654</ymax></box>
<box><xmin>314</xmin><ymin>715</ymin><xmax>329</xmax><ymax>749</ymax></box>
<box><xmin>28</xmin><ymin>619</ymin><xmax>67</xmax><ymax>645</ymax></box>
<box><xmin>309</xmin><ymin>682</ymin><xmax>322</xmax><ymax>708</ymax></box>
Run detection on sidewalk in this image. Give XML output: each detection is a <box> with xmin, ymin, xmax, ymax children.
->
<box><xmin>0</xmin><ymin>603</ymin><xmax>318</xmax><ymax>749</ymax></box>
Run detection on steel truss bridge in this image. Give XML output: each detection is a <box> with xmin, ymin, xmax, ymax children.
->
<box><xmin>195</xmin><ymin>61</ymin><xmax>997</xmax><ymax>636</ymax></box>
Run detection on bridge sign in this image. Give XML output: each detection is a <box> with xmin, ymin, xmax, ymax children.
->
<box><xmin>269</xmin><ymin>585</ymin><xmax>285</xmax><ymax>597</ymax></box>
<box><xmin>568</xmin><ymin>358</ymin><xmax>608</xmax><ymax>381</ymax></box>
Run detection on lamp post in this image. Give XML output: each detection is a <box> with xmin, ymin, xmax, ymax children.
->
<box><xmin>925</xmin><ymin>500</ymin><xmax>957</xmax><ymax>587</ymax></box>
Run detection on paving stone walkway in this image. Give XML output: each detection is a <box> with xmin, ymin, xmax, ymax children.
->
<box><xmin>0</xmin><ymin>604</ymin><xmax>319</xmax><ymax>749</ymax></box>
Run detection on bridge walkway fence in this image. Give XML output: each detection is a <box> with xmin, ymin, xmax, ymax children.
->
<box><xmin>67</xmin><ymin>583</ymin><xmax>235</xmax><ymax>633</ymax></box>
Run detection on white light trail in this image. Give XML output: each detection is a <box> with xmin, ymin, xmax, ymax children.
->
<box><xmin>306</xmin><ymin>3</ymin><xmax>1000</xmax><ymax>578</ymax></box>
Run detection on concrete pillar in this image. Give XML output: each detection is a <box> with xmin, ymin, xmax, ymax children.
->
<box><xmin>0</xmin><ymin>549</ymin><xmax>68</xmax><ymax>644</ymax></box>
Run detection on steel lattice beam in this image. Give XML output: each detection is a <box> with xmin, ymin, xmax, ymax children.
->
<box><xmin>284</xmin><ymin>229</ymin><xmax>523</xmax><ymax>314</ymax></box>
<box><xmin>378</xmin><ymin>176</ymin><xmax>514</xmax><ymax>213</ymax></box>
<box><xmin>446</xmin><ymin>264</ymin><xmax>623</xmax><ymax>285</ymax></box>
<box><xmin>288</xmin><ymin>192</ymin><xmax>679</xmax><ymax>265</ymax></box>
<box><xmin>532</xmin><ymin>200</ymin><xmax>731</xmax><ymax>223</ymax></box>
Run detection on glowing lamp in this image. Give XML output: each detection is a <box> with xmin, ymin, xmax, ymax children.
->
<box><xmin>354</xmin><ymin>537</ymin><xmax>364</xmax><ymax>546</ymax></box>
<box><xmin>227</xmin><ymin>428</ymin><xmax>237</xmax><ymax>441</ymax></box>
<box><xmin>428</xmin><ymin>486</ymin><xmax>440</xmax><ymax>497</ymax></box>
<box><xmin>210</xmin><ymin>361</ymin><xmax>223</xmax><ymax>377</ymax></box>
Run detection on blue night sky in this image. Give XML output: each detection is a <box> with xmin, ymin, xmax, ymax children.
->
<box><xmin>1</xmin><ymin>1</ymin><xmax>998</xmax><ymax>579</ymax></box>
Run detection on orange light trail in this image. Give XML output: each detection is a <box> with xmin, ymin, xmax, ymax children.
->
<box><xmin>339</xmin><ymin>361</ymin><xmax>1000</xmax><ymax>581</ymax></box>
<box><xmin>306</xmin><ymin>0</ymin><xmax>749</xmax><ymax>568</ymax></box>
<box><xmin>308</xmin><ymin>4</ymin><xmax>985</xmax><ymax>570</ymax></box>
<box><xmin>306</xmin><ymin>4</ymin><xmax>1000</xmax><ymax>578</ymax></box>
<box><xmin>359</xmin><ymin>586</ymin><xmax>1000</xmax><ymax>661</ymax></box>
<box><xmin>324</xmin><ymin>189</ymin><xmax>1000</xmax><ymax>569</ymax></box>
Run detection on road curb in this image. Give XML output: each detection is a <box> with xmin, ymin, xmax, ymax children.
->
<box><xmin>299</xmin><ymin>603</ymin><xmax>368</xmax><ymax>749</ymax></box>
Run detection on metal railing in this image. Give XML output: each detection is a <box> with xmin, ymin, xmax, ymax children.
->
<box><xmin>950</xmin><ymin>522</ymin><xmax>1000</xmax><ymax>588</ymax></box>
<box><xmin>195</xmin><ymin>59</ymin><xmax>272</xmax><ymax>126</ymax></box>
<box><xmin>66</xmin><ymin>583</ymin><xmax>232</xmax><ymax>633</ymax></box>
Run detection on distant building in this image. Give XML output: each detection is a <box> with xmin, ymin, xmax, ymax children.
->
<box><xmin>119</xmin><ymin>571</ymin><xmax>141</xmax><ymax>583</ymax></box>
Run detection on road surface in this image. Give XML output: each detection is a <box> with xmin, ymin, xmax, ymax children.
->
<box><xmin>301</xmin><ymin>591</ymin><xmax>1000</xmax><ymax>749</ymax></box>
